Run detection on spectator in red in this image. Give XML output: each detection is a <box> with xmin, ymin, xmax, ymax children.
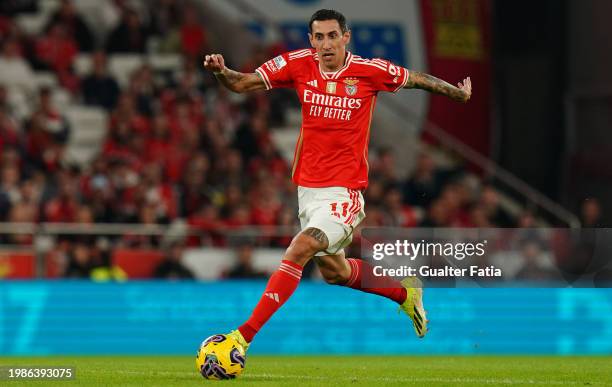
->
<box><xmin>45</xmin><ymin>0</ymin><xmax>94</xmax><ymax>52</ymax></box>
<box><xmin>146</xmin><ymin>112</ymin><xmax>172</xmax><ymax>160</ymax></box>
<box><xmin>188</xmin><ymin>203</ymin><xmax>224</xmax><ymax>246</ymax></box>
<box><xmin>107</xmin><ymin>159</ymin><xmax>140</xmax><ymax>221</ymax></box>
<box><xmin>164</xmin><ymin>135</ymin><xmax>197</xmax><ymax>184</ymax></box>
<box><xmin>38</xmin><ymin>87</ymin><xmax>70</xmax><ymax>144</ymax></box>
<box><xmin>211</xmin><ymin>149</ymin><xmax>244</xmax><ymax>188</ymax></box>
<box><xmin>22</xmin><ymin>88</ymin><xmax>70</xmax><ymax>172</ymax></box>
<box><xmin>179</xmin><ymin>2</ymin><xmax>208</xmax><ymax>60</ymax></box>
<box><xmin>104</xmin><ymin>93</ymin><xmax>149</xmax><ymax>159</ymax></box>
<box><xmin>34</xmin><ymin>23</ymin><xmax>79</xmax><ymax>90</ymax></box>
<box><xmin>167</xmin><ymin>96</ymin><xmax>202</xmax><ymax>143</ymax></box>
<box><xmin>0</xmin><ymin>107</ymin><xmax>20</xmax><ymax>152</ymax></box>
<box><xmin>24</xmin><ymin>112</ymin><xmax>62</xmax><ymax>172</ymax></box>
<box><xmin>0</xmin><ymin>164</ymin><xmax>21</xmax><ymax>220</ymax></box>
<box><xmin>44</xmin><ymin>170</ymin><xmax>80</xmax><ymax>222</ymax></box>
<box><xmin>225</xmin><ymin>204</ymin><xmax>252</xmax><ymax>230</ymax></box>
<box><xmin>249</xmin><ymin>182</ymin><xmax>281</xmax><ymax>226</ymax></box>
<box><xmin>179</xmin><ymin>152</ymin><xmax>211</xmax><ymax>216</ymax></box>
<box><xmin>247</xmin><ymin>136</ymin><xmax>287</xmax><ymax>181</ymax></box>
<box><xmin>141</xmin><ymin>162</ymin><xmax>178</xmax><ymax>220</ymax></box>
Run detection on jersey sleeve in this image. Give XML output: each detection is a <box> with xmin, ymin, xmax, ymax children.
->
<box><xmin>255</xmin><ymin>53</ymin><xmax>294</xmax><ymax>90</ymax></box>
<box><xmin>369</xmin><ymin>58</ymin><xmax>410</xmax><ymax>93</ymax></box>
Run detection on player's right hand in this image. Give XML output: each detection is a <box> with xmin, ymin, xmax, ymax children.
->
<box><xmin>203</xmin><ymin>54</ymin><xmax>226</xmax><ymax>74</ymax></box>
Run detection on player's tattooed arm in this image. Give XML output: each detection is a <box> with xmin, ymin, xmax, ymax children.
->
<box><xmin>203</xmin><ymin>54</ymin><xmax>266</xmax><ymax>93</ymax></box>
<box><xmin>302</xmin><ymin>227</ymin><xmax>329</xmax><ymax>249</ymax></box>
<box><xmin>405</xmin><ymin>71</ymin><xmax>472</xmax><ymax>103</ymax></box>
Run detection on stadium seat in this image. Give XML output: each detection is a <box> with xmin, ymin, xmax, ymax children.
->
<box><xmin>64</xmin><ymin>106</ymin><xmax>107</xmax><ymax>165</ymax></box>
<box><xmin>15</xmin><ymin>14</ymin><xmax>47</xmax><ymax>35</ymax></box>
<box><xmin>74</xmin><ymin>53</ymin><xmax>92</xmax><ymax>77</ymax></box>
<box><xmin>108</xmin><ymin>55</ymin><xmax>145</xmax><ymax>88</ymax></box>
<box><xmin>148</xmin><ymin>54</ymin><xmax>182</xmax><ymax>72</ymax></box>
<box><xmin>52</xmin><ymin>88</ymin><xmax>72</xmax><ymax>112</ymax></box>
<box><xmin>181</xmin><ymin>248</ymin><xmax>285</xmax><ymax>280</ymax></box>
<box><xmin>32</xmin><ymin>71</ymin><xmax>59</xmax><ymax>89</ymax></box>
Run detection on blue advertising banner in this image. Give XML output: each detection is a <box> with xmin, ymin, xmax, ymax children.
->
<box><xmin>1</xmin><ymin>281</ymin><xmax>611</xmax><ymax>355</ymax></box>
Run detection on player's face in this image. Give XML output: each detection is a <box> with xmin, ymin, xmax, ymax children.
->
<box><xmin>309</xmin><ymin>19</ymin><xmax>351</xmax><ymax>71</ymax></box>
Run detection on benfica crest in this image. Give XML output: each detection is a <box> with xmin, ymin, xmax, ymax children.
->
<box><xmin>344</xmin><ymin>78</ymin><xmax>359</xmax><ymax>96</ymax></box>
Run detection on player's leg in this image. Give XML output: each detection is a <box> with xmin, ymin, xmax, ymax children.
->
<box><xmin>307</xmin><ymin>187</ymin><xmax>407</xmax><ymax>303</ymax></box>
<box><xmin>233</xmin><ymin>227</ymin><xmax>328</xmax><ymax>346</ymax></box>
<box><xmin>315</xmin><ymin>252</ymin><xmax>428</xmax><ymax>337</ymax></box>
<box><xmin>308</xmin><ymin>187</ymin><xmax>427</xmax><ymax>337</ymax></box>
<box><xmin>314</xmin><ymin>252</ymin><xmax>407</xmax><ymax>304</ymax></box>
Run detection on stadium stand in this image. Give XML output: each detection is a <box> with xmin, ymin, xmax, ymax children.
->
<box><xmin>0</xmin><ymin>0</ymin><xmax>578</xmax><ymax>280</ymax></box>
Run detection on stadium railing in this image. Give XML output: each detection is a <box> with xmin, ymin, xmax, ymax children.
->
<box><xmin>0</xmin><ymin>222</ymin><xmax>299</xmax><ymax>279</ymax></box>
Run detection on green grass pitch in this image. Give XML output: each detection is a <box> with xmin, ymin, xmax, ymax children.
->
<box><xmin>2</xmin><ymin>355</ymin><xmax>611</xmax><ymax>386</ymax></box>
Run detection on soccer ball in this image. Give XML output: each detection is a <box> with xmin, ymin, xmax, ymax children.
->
<box><xmin>195</xmin><ymin>334</ymin><xmax>246</xmax><ymax>380</ymax></box>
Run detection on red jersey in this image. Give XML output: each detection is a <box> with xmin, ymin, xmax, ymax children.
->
<box><xmin>255</xmin><ymin>49</ymin><xmax>409</xmax><ymax>189</ymax></box>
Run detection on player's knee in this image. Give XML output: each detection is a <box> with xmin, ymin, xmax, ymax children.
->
<box><xmin>320</xmin><ymin>267</ymin><xmax>350</xmax><ymax>285</ymax></box>
<box><xmin>318</xmin><ymin>263</ymin><xmax>351</xmax><ymax>285</ymax></box>
<box><xmin>283</xmin><ymin>231</ymin><xmax>327</xmax><ymax>267</ymax></box>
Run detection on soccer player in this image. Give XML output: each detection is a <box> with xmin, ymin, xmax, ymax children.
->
<box><xmin>203</xmin><ymin>9</ymin><xmax>471</xmax><ymax>351</ymax></box>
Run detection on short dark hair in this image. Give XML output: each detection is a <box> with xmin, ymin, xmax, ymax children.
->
<box><xmin>309</xmin><ymin>9</ymin><xmax>348</xmax><ymax>34</ymax></box>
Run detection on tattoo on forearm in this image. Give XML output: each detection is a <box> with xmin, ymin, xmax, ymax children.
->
<box><xmin>215</xmin><ymin>69</ymin><xmax>247</xmax><ymax>91</ymax></box>
<box><xmin>302</xmin><ymin>227</ymin><xmax>329</xmax><ymax>247</ymax></box>
<box><xmin>407</xmin><ymin>71</ymin><xmax>467</xmax><ymax>102</ymax></box>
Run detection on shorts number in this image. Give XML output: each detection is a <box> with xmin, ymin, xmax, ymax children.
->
<box><xmin>330</xmin><ymin>202</ymin><xmax>349</xmax><ymax>219</ymax></box>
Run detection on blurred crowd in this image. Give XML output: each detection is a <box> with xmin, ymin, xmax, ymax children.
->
<box><xmin>0</xmin><ymin>1</ymin><xmax>605</xmax><ymax>279</ymax></box>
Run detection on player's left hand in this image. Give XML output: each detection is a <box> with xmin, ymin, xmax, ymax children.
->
<box><xmin>458</xmin><ymin>77</ymin><xmax>472</xmax><ymax>102</ymax></box>
<box><xmin>203</xmin><ymin>54</ymin><xmax>226</xmax><ymax>74</ymax></box>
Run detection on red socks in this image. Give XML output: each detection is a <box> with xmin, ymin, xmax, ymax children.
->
<box><xmin>237</xmin><ymin>258</ymin><xmax>406</xmax><ymax>343</ymax></box>
<box><xmin>238</xmin><ymin>260</ymin><xmax>303</xmax><ymax>342</ymax></box>
<box><xmin>343</xmin><ymin>258</ymin><xmax>407</xmax><ymax>304</ymax></box>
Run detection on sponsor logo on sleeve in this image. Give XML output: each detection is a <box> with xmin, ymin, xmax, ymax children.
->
<box><xmin>264</xmin><ymin>55</ymin><xmax>287</xmax><ymax>74</ymax></box>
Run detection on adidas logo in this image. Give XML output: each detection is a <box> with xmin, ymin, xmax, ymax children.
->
<box><xmin>264</xmin><ymin>292</ymin><xmax>280</xmax><ymax>303</ymax></box>
<box><xmin>306</xmin><ymin>80</ymin><xmax>318</xmax><ymax>87</ymax></box>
